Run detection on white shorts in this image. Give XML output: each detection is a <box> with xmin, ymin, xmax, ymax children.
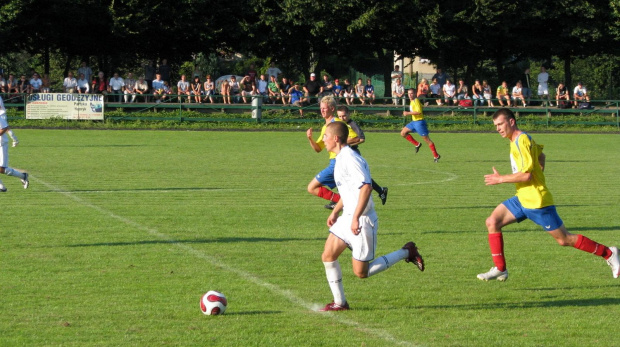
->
<box><xmin>538</xmin><ymin>85</ymin><xmax>548</xmax><ymax>95</ymax></box>
<box><xmin>329</xmin><ymin>214</ymin><xmax>378</xmax><ymax>262</ymax></box>
<box><xmin>0</xmin><ymin>143</ymin><xmax>8</xmax><ymax>167</ymax></box>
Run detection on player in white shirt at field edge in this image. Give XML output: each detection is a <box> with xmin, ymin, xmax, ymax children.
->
<box><xmin>318</xmin><ymin>121</ymin><xmax>424</xmax><ymax>312</ymax></box>
<box><xmin>0</xmin><ymin>95</ymin><xmax>29</xmax><ymax>192</ymax></box>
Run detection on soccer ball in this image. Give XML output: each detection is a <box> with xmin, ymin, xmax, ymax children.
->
<box><xmin>200</xmin><ymin>291</ymin><xmax>227</xmax><ymax>315</ymax></box>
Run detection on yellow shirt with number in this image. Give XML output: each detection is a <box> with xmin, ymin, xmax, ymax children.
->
<box><xmin>315</xmin><ymin>117</ymin><xmax>358</xmax><ymax>159</ymax></box>
<box><xmin>510</xmin><ymin>133</ymin><xmax>554</xmax><ymax>209</ymax></box>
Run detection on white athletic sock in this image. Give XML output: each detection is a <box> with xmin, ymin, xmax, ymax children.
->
<box><xmin>8</xmin><ymin>130</ymin><xmax>18</xmax><ymax>142</ymax></box>
<box><xmin>0</xmin><ymin>178</ymin><xmax>5</xmax><ymax>190</ymax></box>
<box><xmin>4</xmin><ymin>167</ymin><xmax>25</xmax><ymax>179</ymax></box>
<box><xmin>368</xmin><ymin>248</ymin><xmax>408</xmax><ymax>277</ymax></box>
<box><xmin>323</xmin><ymin>260</ymin><xmax>346</xmax><ymax>306</ymax></box>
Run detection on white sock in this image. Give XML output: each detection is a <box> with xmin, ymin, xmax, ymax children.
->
<box><xmin>4</xmin><ymin>167</ymin><xmax>25</xmax><ymax>179</ymax></box>
<box><xmin>368</xmin><ymin>248</ymin><xmax>408</xmax><ymax>277</ymax></box>
<box><xmin>0</xmin><ymin>178</ymin><xmax>5</xmax><ymax>190</ymax></box>
<box><xmin>8</xmin><ymin>130</ymin><xmax>18</xmax><ymax>142</ymax></box>
<box><xmin>323</xmin><ymin>261</ymin><xmax>346</xmax><ymax>306</ymax></box>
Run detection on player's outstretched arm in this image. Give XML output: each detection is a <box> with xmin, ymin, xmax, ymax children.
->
<box><xmin>306</xmin><ymin>128</ymin><xmax>322</xmax><ymax>153</ymax></box>
<box><xmin>484</xmin><ymin>167</ymin><xmax>532</xmax><ymax>185</ymax></box>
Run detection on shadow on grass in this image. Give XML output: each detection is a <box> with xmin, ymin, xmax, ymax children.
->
<box><xmin>30</xmin><ymin>144</ymin><xmax>156</xmax><ymax>148</ymax></box>
<box><xmin>67</xmin><ymin>237</ymin><xmax>326</xmax><ymax>247</ymax></box>
<box><xmin>421</xmin><ymin>229</ymin><xmax>534</xmax><ymax>234</ymax></box>
<box><xmin>517</xmin><ymin>284</ymin><xmax>619</xmax><ymax>291</ymax></box>
<box><xmin>63</xmin><ymin>187</ymin><xmax>224</xmax><ymax>193</ymax></box>
<box><xmin>411</xmin><ymin>297</ymin><xmax>620</xmax><ymax>310</ymax></box>
<box><xmin>566</xmin><ymin>226</ymin><xmax>620</xmax><ymax>232</ymax></box>
<box><xmin>432</xmin><ymin>205</ymin><xmax>498</xmax><ymax>210</ymax></box>
<box><xmin>224</xmin><ymin>310</ymin><xmax>282</xmax><ymax>316</ymax></box>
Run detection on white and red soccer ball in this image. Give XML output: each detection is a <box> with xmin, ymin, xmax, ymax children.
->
<box><xmin>200</xmin><ymin>291</ymin><xmax>227</xmax><ymax>315</ymax></box>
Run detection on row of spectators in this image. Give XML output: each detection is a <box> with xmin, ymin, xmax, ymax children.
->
<box><xmin>412</xmin><ymin>67</ymin><xmax>591</xmax><ymax>108</ymax></box>
<box><xmin>0</xmin><ymin>62</ymin><xmax>592</xmax><ymax>108</ymax></box>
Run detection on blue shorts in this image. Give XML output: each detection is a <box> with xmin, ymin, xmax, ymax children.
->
<box><xmin>502</xmin><ymin>196</ymin><xmax>564</xmax><ymax>231</ymax></box>
<box><xmin>405</xmin><ymin>120</ymin><xmax>429</xmax><ymax>137</ymax></box>
<box><xmin>315</xmin><ymin>159</ymin><xmax>336</xmax><ymax>189</ymax></box>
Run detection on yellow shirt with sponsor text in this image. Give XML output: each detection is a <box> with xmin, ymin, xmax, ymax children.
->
<box><xmin>510</xmin><ymin>133</ymin><xmax>554</xmax><ymax>209</ymax></box>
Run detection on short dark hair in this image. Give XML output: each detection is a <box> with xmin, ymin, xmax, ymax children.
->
<box><xmin>326</xmin><ymin>121</ymin><xmax>349</xmax><ymax>145</ymax></box>
<box><xmin>336</xmin><ymin>105</ymin><xmax>349</xmax><ymax>114</ymax></box>
<box><xmin>493</xmin><ymin>108</ymin><xmax>516</xmax><ymax>121</ymax></box>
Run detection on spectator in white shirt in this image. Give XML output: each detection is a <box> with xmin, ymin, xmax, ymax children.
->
<box><xmin>76</xmin><ymin>73</ymin><xmax>90</xmax><ymax>94</ymax></box>
<box><xmin>108</xmin><ymin>72</ymin><xmax>125</xmax><ymax>102</ymax></box>
<box><xmin>266</xmin><ymin>62</ymin><xmax>282</xmax><ymax>81</ymax></box>
<box><xmin>63</xmin><ymin>72</ymin><xmax>78</xmax><ymax>93</ymax></box>
<box><xmin>392</xmin><ymin>78</ymin><xmax>405</xmax><ymax>105</ymax></box>
<box><xmin>573</xmin><ymin>82</ymin><xmax>590</xmax><ymax>107</ymax></box>
<box><xmin>442</xmin><ymin>79</ymin><xmax>456</xmax><ymax>105</ymax></box>
<box><xmin>29</xmin><ymin>73</ymin><xmax>43</xmax><ymax>93</ymax></box>
<box><xmin>124</xmin><ymin>73</ymin><xmax>137</xmax><ymax>103</ymax></box>
<box><xmin>135</xmin><ymin>76</ymin><xmax>149</xmax><ymax>102</ymax></box>
<box><xmin>177</xmin><ymin>75</ymin><xmax>191</xmax><ymax>103</ymax></box>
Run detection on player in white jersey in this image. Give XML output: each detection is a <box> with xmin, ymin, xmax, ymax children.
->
<box><xmin>318</xmin><ymin>121</ymin><xmax>424</xmax><ymax>311</ymax></box>
<box><xmin>0</xmin><ymin>95</ymin><xmax>29</xmax><ymax>192</ymax></box>
<box><xmin>0</xmin><ymin>95</ymin><xmax>19</xmax><ymax>146</ymax></box>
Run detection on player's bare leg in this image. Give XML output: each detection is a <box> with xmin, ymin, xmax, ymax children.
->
<box><xmin>549</xmin><ymin>225</ymin><xmax>619</xmax><ymax>278</ymax></box>
<box><xmin>400</xmin><ymin>127</ymin><xmax>421</xmax><ymax>153</ymax></box>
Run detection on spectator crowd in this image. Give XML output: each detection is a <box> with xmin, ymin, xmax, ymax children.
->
<box><xmin>0</xmin><ymin>61</ymin><xmax>593</xmax><ymax>109</ymax></box>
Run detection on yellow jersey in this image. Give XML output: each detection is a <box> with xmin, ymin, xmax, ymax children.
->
<box><xmin>409</xmin><ymin>98</ymin><xmax>424</xmax><ymax>121</ymax></box>
<box><xmin>510</xmin><ymin>133</ymin><xmax>554</xmax><ymax>209</ymax></box>
<box><xmin>497</xmin><ymin>85</ymin><xmax>508</xmax><ymax>96</ymax></box>
<box><xmin>315</xmin><ymin>117</ymin><xmax>358</xmax><ymax>159</ymax></box>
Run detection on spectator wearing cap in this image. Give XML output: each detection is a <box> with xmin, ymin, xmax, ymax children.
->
<box><xmin>573</xmin><ymin>82</ymin><xmax>589</xmax><ymax>107</ymax></box>
<box><xmin>289</xmin><ymin>82</ymin><xmax>307</xmax><ymax>116</ymax></box>
<box><xmin>332</xmin><ymin>79</ymin><xmax>343</xmax><ymax>99</ymax></box>
<box><xmin>303</xmin><ymin>73</ymin><xmax>323</xmax><ymax>104</ymax></box>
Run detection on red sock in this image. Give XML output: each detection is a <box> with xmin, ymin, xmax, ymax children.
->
<box><xmin>429</xmin><ymin>143</ymin><xmax>439</xmax><ymax>158</ymax></box>
<box><xmin>489</xmin><ymin>233</ymin><xmax>506</xmax><ymax>271</ymax></box>
<box><xmin>317</xmin><ymin>187</ymin><xmax>340</xmax><ymax>202</ymax></box>
<box><xmin>405</xmin><ymin>134</ymin><xmax>420</xmax><ymax>146</ymax></box>
<box><xmin>574</xmin><ymin>234</ymin><xmax>612</xmax><ymax>259</ymax></box>
<box><xmin>332</xmin><ymin>193</ymin><xmax>340</xmax><ymax>202</ymax></box>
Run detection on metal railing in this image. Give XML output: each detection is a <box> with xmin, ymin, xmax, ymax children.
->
<box><xmin>3</xmin><ymin>92</ymin><xmax>619</xmax><ymax>129</ymax></box>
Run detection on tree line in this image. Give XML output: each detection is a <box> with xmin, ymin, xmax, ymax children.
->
<box><xmin>1</xmin><ymin>0</ymin><xmax>619</xmax><ymax>98</ymax></box>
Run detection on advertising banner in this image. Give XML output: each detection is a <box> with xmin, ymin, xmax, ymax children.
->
<box><xmin>26</xmin><ymin>93</ymin><xmax>104</xmax><ymax>120</ymax></box>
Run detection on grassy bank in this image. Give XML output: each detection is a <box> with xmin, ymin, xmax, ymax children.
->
<box><xmin>5</xmin><ymin>108</ymin><xmax>620</xmax><ymax>132</ymax></box>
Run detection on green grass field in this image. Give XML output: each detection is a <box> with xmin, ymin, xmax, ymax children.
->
<box><xmin>1</xmin><ymin>129</ymin><xmax>619</xmax><ymax>346</ymax></box>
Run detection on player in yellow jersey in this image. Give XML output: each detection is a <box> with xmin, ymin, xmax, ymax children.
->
<box><xmin>306</xmin><ymin>96</ymin><xmax>358</xmax><ymax>209</ymax></box>
<box><xmin>400</xmin><ymin>88</ymin><xmax>440</xmax><ymax>162</ymax></box>
<box><xmin>478</xmin><ymin>108</ymin><xmax>619</xmax><ymax>281</ymax></box>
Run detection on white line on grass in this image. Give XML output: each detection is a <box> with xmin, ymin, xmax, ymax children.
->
<box><xmin>390</xmin><ymin>168</ymin><xmax>459</xmax><ymax>186</ymax></box>
<box><xmin>32</xmin><ymin>175</ymin><xmax>423</xmax><ymax>347</ymax></box>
